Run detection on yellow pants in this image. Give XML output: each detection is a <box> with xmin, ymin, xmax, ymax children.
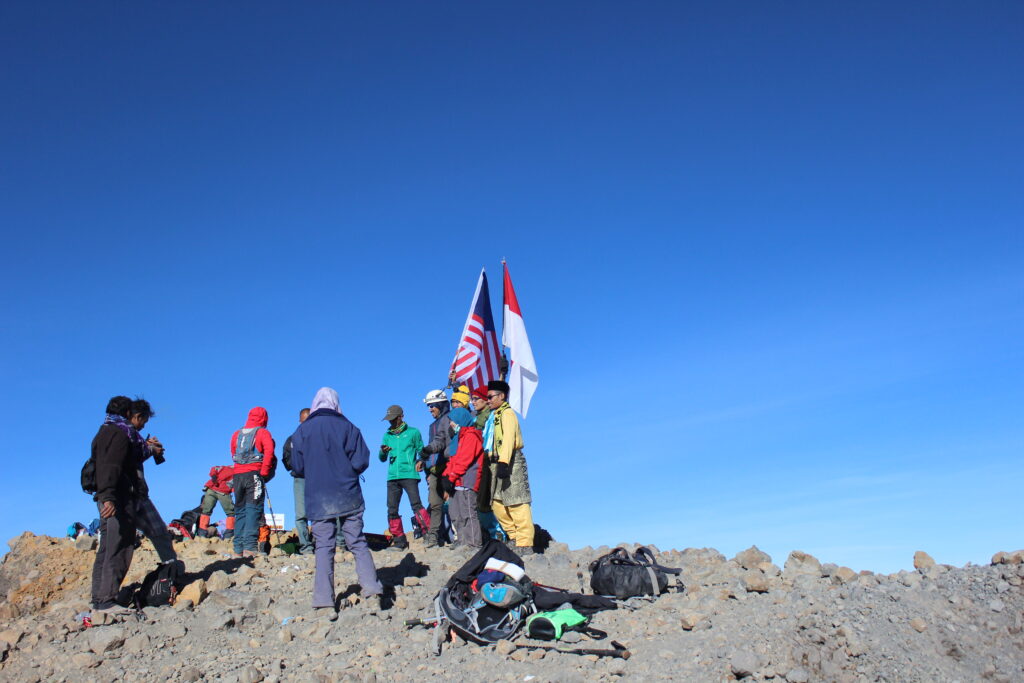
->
<box><xmin>492</xmin><ymin>501</ymin><xmax>534</xmax><ymax>547</ymax></box>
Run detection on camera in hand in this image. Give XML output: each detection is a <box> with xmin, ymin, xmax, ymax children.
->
<box><xmin>153</xmin><ymin>451</ymin><xmax>166</xmax><ymax>465</ymax></box>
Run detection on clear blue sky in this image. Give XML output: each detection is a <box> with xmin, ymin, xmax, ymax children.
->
<box><xmin>1</xmin><ymin>2</ymin><xmax>1020</xmax><ymax>574</ymax></box>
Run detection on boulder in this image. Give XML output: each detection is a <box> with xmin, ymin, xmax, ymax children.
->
<box><xmin>741</xmin><ymin>571</ymin><xmax>771</xmax><ymax>593</ymax></box>
<box><xmin>832</xmin><ymin>566</ymin><xmax>857</xmax><ymax>584</ymax></box>
<box><xmin>783</xmin><ymin>551</ymin><xmax>822</xmax><ymax>579</ymax></box>
<box><xmin>730</xmin><ymin>650</ymin><xmax>761</xmax><ymax>678</ymax></box>
<box><xmin>86</xmin><ymin>626</ymin><xmax>125</xmax><ymax>654</ymax></box>
<box><xmin>733</xmin><ymin>546</ymin><xmax>772</xmax><ymax>570</ymax></box>
<box><xmin>207</xmin><ymin>571</ymin><xmax>232</xmax><ymax>592</ymax></box>
<box><xmin>74</xmin><ymin>535</ymin><xmax>97</xmax><ymax>552</ymax></box>
<box><xmin>178</xmin><ymin>579</ymin><xmax>208</xmax><ymax>606</ymax></box>
<box><xmin>913</xmin><ymin>551</ymin><xmax>935</xmax><ymax>570</ymax></box>
<box><xmin>680</xmin><ymin>609</ymin><xmax>708</xmax><ymax>631</ymax></box>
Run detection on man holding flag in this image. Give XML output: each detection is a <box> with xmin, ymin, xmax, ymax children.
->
<box><xmin>485</xmin><ymin>379</ymin><xmax>534</xmax><ymax>554</ymax></box>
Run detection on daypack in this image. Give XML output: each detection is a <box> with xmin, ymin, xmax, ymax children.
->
<box><xmin>589</xmin><ymin>547</ymin><xmax>683</xmax><ymax>599</ymax></box>
<box><xmin>234</xmin><ymin>427</ymin><xmax>277</xmax><ymax>481</ymax></box>
<box><xmin>425</xmin><ymin>539</ymin><xmax>535</xmax><ymax>653</ymax></box>
<box><xmin>171</xmin><ymin>505</ymin><xmax>203</xmax><ymax>539</ymax></box>
<box><xmin>81</xmin><ymin>456</ymin><xmax>97</xmax><ymax>495</ymax></box>
<box><xmin>134</xmin><ymin>561</ymin><xmax>184</xmax><ymax>608</ymax></box>
<box><xmin>436</xmin><ymin>576</ymin><xmax>535</xmax><ymax>647</ymax></box>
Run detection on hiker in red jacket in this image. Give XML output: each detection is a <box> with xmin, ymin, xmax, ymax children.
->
<box><xmin>442</xmin><ymin>407</ymin><xmax>486</xmax><ymax>550</ymax></box>
<box><xmin>198</xmin><ymin>465</ymin><xmax>235</xmax><ymax>539</ymax></box>
<box><xmin>230</xmin><ymin>407</ymin><xmax>276</xmax><ymax>557</ymax></box>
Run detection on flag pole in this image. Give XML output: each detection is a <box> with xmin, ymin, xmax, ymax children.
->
<box><xmin>499</xmin><ymin>258</ymin><xmax>510</xmax><ymax>381</ymax></box>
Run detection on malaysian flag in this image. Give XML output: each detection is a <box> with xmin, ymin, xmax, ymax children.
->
<box><xmin>451</xmin><ymin>269</ymin><xmax>501</xmax><ymax>390</ymax></box>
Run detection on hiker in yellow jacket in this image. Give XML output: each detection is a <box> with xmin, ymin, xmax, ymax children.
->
<box><xmin>484</xmin><ymin>380</ymin><xmax>534</xmax><ymax>555</ymax></box>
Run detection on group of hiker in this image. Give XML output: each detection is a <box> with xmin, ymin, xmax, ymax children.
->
<box><xmin>88</xmin><ymin>379</ymin><xmax>535</xmax><ymax>618</ymax></box>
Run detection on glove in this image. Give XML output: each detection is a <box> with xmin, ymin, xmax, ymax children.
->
<box><xmin>440</xmin><ymin>477</ymin><xmax>456</xmax><ymax>496</ymax></box>
<box><xmin>496</xmin><ymin>462</ymin><xmax>511</xmax><ymax>479</ymax></box>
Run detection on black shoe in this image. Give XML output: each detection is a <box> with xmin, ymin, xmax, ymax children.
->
<box><xmin>514</xmin><ymin>546</ymin><xmax>535</xmax><ymax>557</ymax></box>
<box><xmin>390</xmin><ymin>535</ymin><xmax>409</xmax><ymax>550</ymax></box>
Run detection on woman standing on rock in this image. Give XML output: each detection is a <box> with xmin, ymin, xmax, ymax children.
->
<box><xmin>289</xmin><ymin>387</ymin><xmax>384</xmax><ymax>618</ymax></box>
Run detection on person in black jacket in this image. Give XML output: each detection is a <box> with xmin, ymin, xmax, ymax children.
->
<box><xmin>89</xmin><ymin>396</ymin><xmax>144</xmax><ymax>613</ymax></box>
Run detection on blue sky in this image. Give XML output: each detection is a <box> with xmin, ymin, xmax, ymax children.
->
<box><xmin>1</xmin><ymin>2</ymin><xmax>1020</xmax><ymax>574</ymax></box>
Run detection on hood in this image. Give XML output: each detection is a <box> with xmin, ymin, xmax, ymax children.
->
<box><xmin>449</xmin><ymin>407</ymin><xmax>474</xmax><ymax>428</ymax></box>
<box><xmin>311</xmin><ymin>387</ymin><xmax>340</xmax><ymax>413</ymax></box>
<box><xmin>245</xmin><ymin>407</ymin><xmax>269</xmax><ymax>428</ymax></box>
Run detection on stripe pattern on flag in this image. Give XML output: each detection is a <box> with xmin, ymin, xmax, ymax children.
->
<box><xmin>452</xmin><ymin>269</ymin><xmax>501</xmax><ymax>390</ymax></box>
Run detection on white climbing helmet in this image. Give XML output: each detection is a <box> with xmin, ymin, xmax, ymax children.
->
<box><xmin>423</xmin><ymin>389</ymin><xmax>448</xmax><ymax>405</ymax></box>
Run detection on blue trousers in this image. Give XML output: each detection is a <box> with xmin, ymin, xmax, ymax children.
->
<box><xmin>233</xmin><ymin>472</ymin><xmax>265</xmax><ymax>554</ymax></box>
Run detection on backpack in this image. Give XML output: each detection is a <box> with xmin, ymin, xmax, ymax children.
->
<box><xmin>81</xmin><ymin>456</ymin><xmax>97</xmax><ymax>495</ymax></box>
<box><xmin>422</xmin><ymin>538</ymin><xmax>535</xmax><ymax>654</ymax></box>
<box><xmin>171</xmin><ymin>505</ymin><xmax>203</xmax><ymax>539</ymax></box>
<box><xmin>589</xmin><ymin>547</ymin><xmax>683</xmax><ymax>599</ymax></box>
<box><xmin>435</xmin><ymin>576</ymin><xmax>535</xmax><ymax>647</ymax></box>
<box><xmin>134</xmin><ymin>561</ymin><xmax>184</xmax><ymax>608</ymax></box>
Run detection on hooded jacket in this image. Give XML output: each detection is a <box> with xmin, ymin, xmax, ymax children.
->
<box><xmin>443</xmin><ymin>408</ymin><xmax>485</xmax><ymax>491</ymax></box>
<box><xmin>230</xmin><ymin>407</ymin><xmax>276</xmax><ymax>477</ymax></box>
<box><xmin>419</xmin><ymin>401</ymin><xmax>451</xmax><ymax>474</ymax></box>
<box><xmin>290</xmin><ymin>388</ymin><xmax>370</xmax><ymax>520</ymax></box>
<box><xmin>205</xmin><ymin>465</ymin><xmax>235</xmax><ymax>494</ymax></box>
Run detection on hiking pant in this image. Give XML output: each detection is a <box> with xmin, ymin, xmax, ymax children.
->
<box><xmin>449</xmin><ymin>488</ymin><xmax>483</xmax><ymax>549</ymax></box>
<box><xmin>294</xmin><ymin>476</ymin><xmax>345</xmax><ymax>553</ymax></box>
<box><xmin>200</xmin><ymin>489</ymin><xmax>235</xmax><ymax>517</ymax></box>
<box><xmin>133</xmin><ymin>496</ymin><xmax>177</xmax><ymax>563</ymax></box>
<box><xmin>386</xmin><ymin>478</ymin><xmax>424</xmax><ymax>520</ymax></box>
<box><xmin>232</xmin><ymin>472</ymin><xmax>265</xmax><ymax>554</ymax></box>
<box><xmin>425</xmin><ymin>473</ymin><xmax>445</xmax><ymax>543</ymax></box>
<box><xmin>90</xmin><ymin>499</ymin><xmax>137</xmax><ymax>609</ymax></box>
<box><xmin>292</xmin><ymin>476</ymin><xmax>313</xmax><ymax>554</ymax></box>
<box><xmin>310</xmin><ymin>506</ymin><xmax>382</xmax><ymax>608</ymax></box>
<box><xmin>493</xmin><ymin>501</ymin><xmax>534</xmax><ymax>548</ymax></box>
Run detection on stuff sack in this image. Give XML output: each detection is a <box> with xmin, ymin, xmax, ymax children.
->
<box><xmin>134</xmin><ymin>561</ymin><xmax>184</xmax><ymax>608</ymax></box>
<box><xmin>589</xmin><ymin>546</ymin><xmax>682</xmax><ymax>599</ymax></box>
<box><xmin>526</xmin><ymin>607</ymin><xmax>606</xmax><ymax>641</ymax></box>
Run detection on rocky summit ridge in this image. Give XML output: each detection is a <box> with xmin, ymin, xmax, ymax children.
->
<box><xmin>1</xmin><ymin>531</ymin><xmax>1022</xmax><ymax>682</ymax></box>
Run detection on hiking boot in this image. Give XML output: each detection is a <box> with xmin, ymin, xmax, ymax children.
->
<box><xmin>423</xmin><ymin>535</ymin><xmax>438</xmax><ymax>549</ymax></box>
<box><xmin>513</xmin><ymin>546</ymin><xmax>535</xmax><ymax>557</ymax></box>
<box><xmin>389</xmin><ymin>535</ymin><xmax>409</xmax><ymax>551</ymax></box>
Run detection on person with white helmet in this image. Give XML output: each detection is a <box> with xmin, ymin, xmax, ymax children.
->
<box><xmin>417</xmin><ymin>388</ymin><xmax>452</xmax><ymax>547</ymax></box>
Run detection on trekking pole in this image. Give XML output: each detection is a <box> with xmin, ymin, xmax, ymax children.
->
<box><xmin>405</xmin><ymin>617</ymin><xmax>440</xmax><ymax>628</ymax></box>
<box><xmin>264</xmin><ymin>486</ymin><xmax>284</xmax><ymax>546</ymax></box>
<box><xmin>513</xmin><ymin>640</ymin><xmax>631</xmax><ymax>660</ymax></box>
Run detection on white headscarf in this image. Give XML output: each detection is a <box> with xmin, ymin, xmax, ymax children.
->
<box><xmin>311</xmin><ymin>387</ymin><xmax>340</xmax><ymax>413</ymax></box>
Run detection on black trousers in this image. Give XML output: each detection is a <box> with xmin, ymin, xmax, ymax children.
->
<box><xmin>386</xmin><ymin>478</ymin><xmax>424</xmax><ymax>519</ymax></box>
<box><xmin>90</xmin><ymin>499</ymin><xmax>138</xmax><ymax>609</ymax></box>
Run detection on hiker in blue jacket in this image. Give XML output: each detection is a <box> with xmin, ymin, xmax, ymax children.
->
<box><xmin>290</xmin><ymin>387</ymin><xmax>384</xmax><ymax>617</ymax></box>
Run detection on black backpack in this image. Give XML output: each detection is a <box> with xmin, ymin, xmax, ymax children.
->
<box><xmin>81</xmin><ymin>456</ymin><xmax>97</xmax><ymax>495</ymax></box>
<box><xmin>134</xmin><ymin>561</ymin><xmax>185</xmax><ymax>608</ymax></box>
<box><xmin>589</xmin><ymin>547</ymin><xmax>683</xmax><ymax>599</ymax></box>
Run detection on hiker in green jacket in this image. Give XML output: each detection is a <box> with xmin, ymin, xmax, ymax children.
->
<box><xmin>379</xmin><ymin>405</ymin><xmax>429</xmax><ymax>550</ymax></box>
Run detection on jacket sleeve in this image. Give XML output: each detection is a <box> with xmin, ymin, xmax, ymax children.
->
<box><xmin>256</xmin><ymin>429</ymin><xmax>276</xmax><ymax>477</ymax></box>
<box><xmin>421</xmin><ymin>417</ymin><xmax>450</xmax><ymax>455</ymax></box>
<box><xmin>348</xmin><ymin>426</ymin><xmax>371</xmax><ymax>475</ymax></box>
<box><xmin>290</xmin><ymin>430</ymin><xmax>305</xmax><ymax>478</ymax></box>
<box><xmin>95</xmin><ymin>428</ymin><xmax>132</xmax><ymax>505</ymax></box>
<box><xmin>378</xmin><ymin>433</ymin><xmax>388</xmax><ymax>462</ymax></box>
<box><xmin>229</xmin><ymin>429</ymin><xmax>239</xmax><ymax>457</ymax></box>
<box><xmin>496</xmin><ymin>410</ymin><xmax>519</xmax><ymax>465</ymax></box>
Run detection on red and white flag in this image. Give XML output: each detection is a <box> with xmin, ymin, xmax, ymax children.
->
<box><xmin>502</xmin><ymin>262</ymin><xmax>538</xmax><ymax>416</ymax></box>
<box><xmin>451</xmin><ymin>269</ymin><xmax>501</xmax><ymax>390</ymax></box>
